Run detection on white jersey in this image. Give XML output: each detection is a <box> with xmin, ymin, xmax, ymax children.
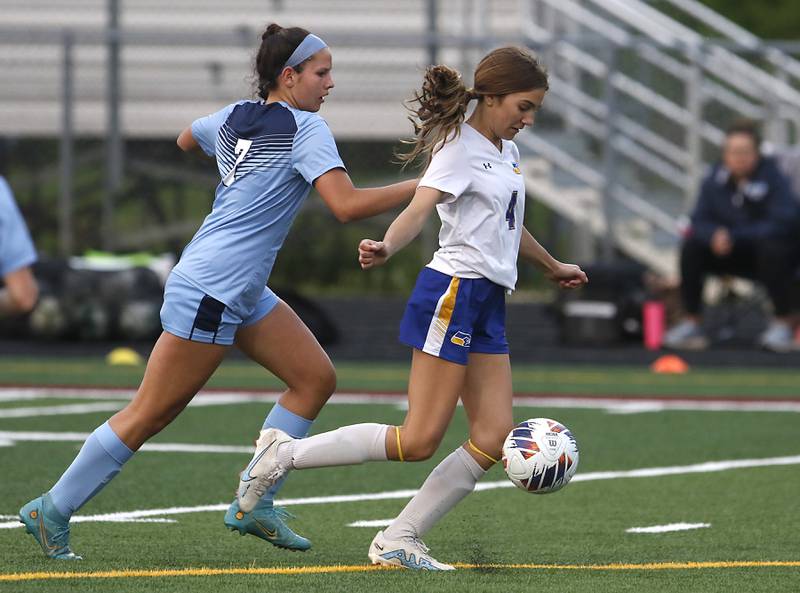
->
<box><xmin>418</xmin><ymin>123</ymin><xmax>525</xmax><ymax>290</ymax></box>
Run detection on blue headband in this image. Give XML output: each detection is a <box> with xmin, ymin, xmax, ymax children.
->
<box><xmin>283</xmin><ymin>34</ymin><xmax>328</xmax><ymax>69</ymax></box>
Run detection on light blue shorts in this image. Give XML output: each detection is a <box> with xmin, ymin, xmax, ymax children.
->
<box><xmin>160</xmin><ymin>272</ymin><xmax>279</xmax><ymax>345</ymax></box>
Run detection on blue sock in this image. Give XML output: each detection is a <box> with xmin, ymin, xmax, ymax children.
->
<box><xmin>259</xmin><ymin>403</ymin><xmax>313</xmax><ymax>506</ymax></box>
<box><xmin>48</xmin><ymin>421</ymin><xmax>134</xmax><ymax>518</ymax></box>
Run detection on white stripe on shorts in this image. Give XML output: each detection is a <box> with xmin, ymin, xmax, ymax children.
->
<box><xmin>422</xmin><ymin>277</ymin><xmax>460</xmax><ymax>357</ymax></box>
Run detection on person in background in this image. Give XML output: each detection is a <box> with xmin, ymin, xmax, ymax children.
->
<box><xmin>774</xmin><ymin>144</ymin><xmax>800</xmax><ymax>349</ymax></box>
<box><xmin>0</xmin><ymin>175</ymin><xmax>38</xmax><ymax>317</ymax></box>
<box><xmin>664</xmin><ymin>120</ymin><xmax>800</xmax><ymax>353</ymax></box>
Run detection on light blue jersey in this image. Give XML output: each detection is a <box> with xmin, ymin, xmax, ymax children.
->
<box><xmin>172</xmin><ymin>100</ymin><xmax>344</xmax><ymax>317</ymax></box>
<box><xmin>0</xmin><ymin>176</ymin><xmax>37</xmax><ymax>276</ymax></box>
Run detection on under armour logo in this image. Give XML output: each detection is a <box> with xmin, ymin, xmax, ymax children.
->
<box><xmin>482</xmin><ymin>162</ymin><xmax>492</xmax><ymax>169</ymax></box>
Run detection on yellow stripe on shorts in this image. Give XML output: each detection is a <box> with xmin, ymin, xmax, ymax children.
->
<box><xmin>422</xmin><ymin>277</ymin><xmax>460</xmax><ymax>356</ymax></box>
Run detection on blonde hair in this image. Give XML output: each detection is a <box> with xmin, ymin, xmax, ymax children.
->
<box><xmin>397</xmin><ymin>46</ymin><xmax>549</xmax><ymax>168</ymax></box>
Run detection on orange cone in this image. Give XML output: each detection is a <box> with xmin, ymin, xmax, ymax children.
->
<box><xmin>650</xmin><ymin>354</ymin><xmax>689</xmax><ymax>374</ymax></box>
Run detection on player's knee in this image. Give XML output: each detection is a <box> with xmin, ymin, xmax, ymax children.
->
<box><xmin>469</xmin><ymin>427</ymin><xmax>508</xmax><ymax>460</ymax></box>
<box><xmin>309</xmin><ymin>363</ymin><xmax>337</xmax><ymax>399</ymax></box>
<box><xmin>401</xmin><ymin>432</ymin><xmax>442</xmax><ymax>461</ymax></box>
<box><xmin>290</xmin><ymin>360</ymin><xmax>336</xmax><ymax>401</ymax></box>
<box><xmin>319</xmin><ymin>363</ymin><xmax>337</xmax><ymax>397</ymax></box>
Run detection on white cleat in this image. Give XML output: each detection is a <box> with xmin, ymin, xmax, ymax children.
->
<box><xmin>237</xmin><ymin>428</ymin><xmax>293</xmax><ymax>513</ymax></box>
<box><xmin>368</xmin><ymin>530</ymin><xmax>455</xmax><ymax>571</ymax></box>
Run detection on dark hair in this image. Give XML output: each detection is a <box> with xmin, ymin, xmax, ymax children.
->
<box><xmin>725</xmin><ymin>119</ymin><xmax>762</xmax><ymax>149</ymax></box>
<box><xmin>397</xmin><ymin>46</ymin><xmax>549</xmax><ymax>168</ymax></box>
<box><xmin>254</xmin><ymin>23</ymin><xmax>310</xmax><ymax>100</ymax></box>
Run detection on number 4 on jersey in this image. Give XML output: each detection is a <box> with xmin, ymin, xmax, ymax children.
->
<box><xmin>505</xmin><ymin>190</ymin><xmax>518</xmax><ymax>230</ymax></box>
<box><xmin>222</xmin><ymin>138</ymin><xmax>253</xmax><ymax>187</ymax></box>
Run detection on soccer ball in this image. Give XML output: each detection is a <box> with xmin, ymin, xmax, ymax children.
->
<box><xmin>502</xmin><ymin>418</ymin><xmax>579</xmax><ymax>494</ymax></box>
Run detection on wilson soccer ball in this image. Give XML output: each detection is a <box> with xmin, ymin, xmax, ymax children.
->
<box><xmin>502</xmin><ymin>418</ymin><xmax>579</xmax><ymax>494</ymax></box>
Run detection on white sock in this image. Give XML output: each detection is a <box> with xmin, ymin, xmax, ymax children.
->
<box><xmin>383</xmin><ymin>446</ymin><xmax>486</xmax><ymax>541</ymax></box>
<box><xmin>277</xmin><ymin>423</ymin><xmax>389</xmax><ymax>469</ymax></box>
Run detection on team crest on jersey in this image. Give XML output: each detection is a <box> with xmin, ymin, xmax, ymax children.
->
<box><xmin>512</xmin><ymin>162</ymin><xmax>521</xmax><ymax>174</ymax></box>
<box><xmin>450</xmin><ymin>331</ymin><xmax>472</xmax><ymax>347</ymax></box>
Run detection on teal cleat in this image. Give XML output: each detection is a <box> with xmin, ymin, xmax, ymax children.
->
<box><xmin>224</xmin><ymin>499</ymin><xmax>311</xmax><ymax>551</ymax></box>
<box><xmin>19</xmin><ymin>494</ymin><xmax>81</xmax><ymax>560</ymax></box>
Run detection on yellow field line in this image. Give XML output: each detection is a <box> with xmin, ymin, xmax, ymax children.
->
<box><xmin>2</xmin><ymin>561</ymin><xmax>799</xmax><ymax>582</ymax></box>
<box><xmin>455</xmin><ymin>561</ymin><xmax>800</xmax><ymax>570</ymax></box>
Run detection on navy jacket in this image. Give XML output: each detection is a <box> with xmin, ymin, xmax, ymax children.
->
<box><xmin>689</xmin><ymin>157</ymin><xmax>800</xmax><ymax>245</ymax></box>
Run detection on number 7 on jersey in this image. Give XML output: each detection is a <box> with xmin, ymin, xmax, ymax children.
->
<box><xmin>222</xmin><ymin>138</ymin><xmax>253</xmax><ymax>187</ymax></box>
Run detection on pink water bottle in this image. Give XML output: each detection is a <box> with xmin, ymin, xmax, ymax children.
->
<box><xmin>643</xmin><ymin>300</ymin><xmax>665</xmax><ymax>350</ymax></box>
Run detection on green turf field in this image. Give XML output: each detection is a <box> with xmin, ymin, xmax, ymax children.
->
<box><xmin>1</xmin><ymin>357</ymin><xmax>798</xmax><ymax>592</ymax></box>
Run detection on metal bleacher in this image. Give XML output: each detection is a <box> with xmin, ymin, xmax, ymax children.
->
<box><xmin>1</xmin><ymin>0</ymin><xmax>798</xmax><ymax>275</ymax></box>
<box><xmin>0</xmin><ymin>0</ymin><xmax>520</xmax><ymax>139</ymax></box>
<box><xmin>515</xmin><ymin>0</ymin><xmax>800</xmax><ymax>275</ymax></box>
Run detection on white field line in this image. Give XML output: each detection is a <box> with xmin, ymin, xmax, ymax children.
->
<box><xmin>0</xmin><ymin>512</ymin><xmax>175</xmax><ymax>525</ymax></box>
<box><xmin>517</xmin><ymin>397</ymin><xmax>800</xmax><ymax>413</ymax></box>
<box><xmin>355</xmin><ymin>519</ymin><xmax>715</xmax><ymax>532</ymax></box>
<box><xmin>347</xmin><ymin>519</ymin><xmax>394</xmax><ymax>528</ymax></box>
<box><xmin>0</xmin><ymin>388</ymin><xmax>136</xmax><ymax>401</ymax></box>
<box><xmin>1</xmin><ymin>387</ymin><xmax>799</xmax><ymax>417</ymax></box>
<box><xmin>2</xmin><ymin>454</ymin><xmax>799</xmax><ymax>530</ymax></box>
<box><xmin>0</xmin><ymin>403</ymin><xmax>125</xmax><ymax>419</ymax></box>
<box><xmin>0</xmin><ymin>431</ymin><xmax>253</xmax><ymax>453</ymax></box>
<box><xmin>627</xmin><ymin>523</ymin><xmax>711</xmax><ymax>534</ymax></box>
<box><xmin>603</xmin><ymin>400</ymin><xmax>800</xmax><ymax>414</ymax></box>
<box><xmin>139</xmin><ymin>443</ymin><xmax>252</xmax><ymax>453</ymax></box>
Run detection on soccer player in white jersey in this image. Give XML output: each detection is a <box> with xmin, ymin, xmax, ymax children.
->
<box><xmin>18</xmin><ymin>24</ymin><xmax>419</xmax><ymax>560</ymax></box>
<box><xmin>236</xmin><ymin>47</ymin><xmax>588</xmax><ymax>570</ymax></box>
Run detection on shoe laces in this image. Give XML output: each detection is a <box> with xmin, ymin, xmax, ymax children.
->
<box><xmin>269</xmin><ymin>506</ymin><xmax>296</xmax><ymax>521</ymax></box>
<box><xmin>48</xmin><ymin>524</ymin><xmax>72</xmax><ymax>551</ymax></box>
<box><xmin>252</xmin><ymin>465</ymin><xmax>287</xmax><ymax>499</ymax></box>
<box><xmin>402</xmin><ymin>536</ymin><xmax>430</xmax><ymax>555</ymax></box>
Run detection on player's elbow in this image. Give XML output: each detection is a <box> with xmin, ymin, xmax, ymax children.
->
<box><xmin>176</xmin><ymin>128</ymin><xmax>196</xmax><ymax>152</ymax></box>
<box><xmin>12</xmin><ymin>283</ymin><xmax>39</xmax><ymax>314</ymax></box>
<box><xmin>330</xmin><ymin>196</ymin><xmax>358</xmax><ymax>223</ymax></box>
<box><xmin>332</xmin><ymin>206</ymin><xmax>353</xmax><ymax>224</ymax></box>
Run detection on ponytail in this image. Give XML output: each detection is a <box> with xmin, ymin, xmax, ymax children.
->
<box><xmin>396</xmin><ymin>65</ymin><xmax>478</xmax><ymax>169</ymax></box>
<box><xmin>254</xmin><ymin>23</ymin><xmax>311</xmax><ymax>100</ymax></box>
<box><xmin>397</xmin><ymin>47</ymin><xmax>548</xmax><ymax>169</ymax></box>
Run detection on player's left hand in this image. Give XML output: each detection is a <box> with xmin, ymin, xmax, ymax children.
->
<box><xmin>546</xmin><ymin>262</ymin><xmax>588</xmax><ymax>289</ymax></box>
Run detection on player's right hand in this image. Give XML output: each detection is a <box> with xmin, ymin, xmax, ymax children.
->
<box><xmin>711</xmin><ymin>227</ymin><xmax>733</xmax><ymax>257</ymax></box>
<box><xmin>358</xmin><ymin>239</ymin><xmax>389</xmax><ymax>269</ymax></box>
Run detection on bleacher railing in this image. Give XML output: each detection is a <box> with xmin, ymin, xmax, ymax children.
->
<box><xmin>1</xmin><ymin>0</ymin><xmax>798</xmax><ymax>275</ymax></box>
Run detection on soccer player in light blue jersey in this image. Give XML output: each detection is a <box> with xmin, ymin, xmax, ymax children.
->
<box><xmin>0</xmin><ymin>175</ymin><xmax>38</xmax><ymax>316</ymax></box>
<box><xmin>234</xmin><ymin>47</ymin><xmax>588</xmax><ymax>570</ymax></box>
<box><xmin>19</xmin><ymin>23</ymin><xmax>418</xmax><ymax>560</ymax></box>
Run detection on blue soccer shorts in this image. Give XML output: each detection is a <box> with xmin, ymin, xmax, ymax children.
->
<box><xmin>159</xmin><ymin>272</ymin><xmax>279</xmax><ymax>345</ymax></box>
<box><xmin>399</xmin><ymin>266</ymin><xmax>509</xmax><ymax>365</ymax></box>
